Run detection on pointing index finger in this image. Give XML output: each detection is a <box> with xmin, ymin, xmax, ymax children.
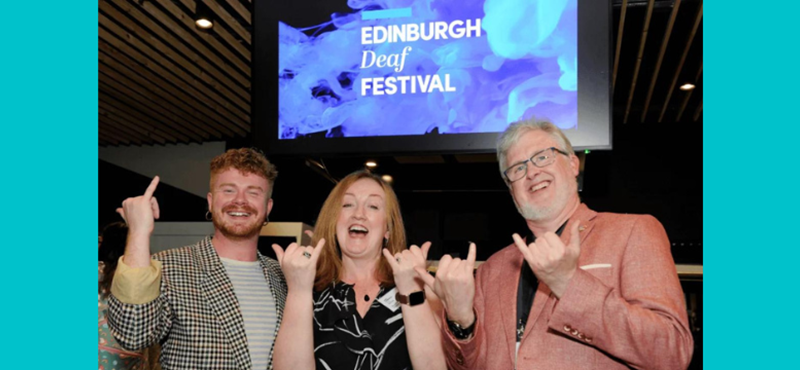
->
<box><xmin>512</xmin><ymin>233</ymin><xmax>533</xmax><ymax>260</ymax></box>
<box><xmin>271</xmin><ymin>244</ymin><xmax>285</xmax><ymax>263</ymax></box>
<box><xmin>420</xmin><ymin>241</ymin><xmax>432</xmax><ymax>261</ymax></box>
<box><xmin>382</xmin><ymin>248</ymin><xmax>399</xmax><ymax>269</ymax></box>
<box><xmin>310</xmin><ymin>238</ymin><xmax>326</xmax><ymax>262</ymax></box>
<box><xmin>144</xmin><ymin>176</ymin><xmax>160</xmax><ymax>199</ymax></box>
<box><xmin>466</xmin><ymin>242</ymin><xmax>477</xmax><ymax>267</ymax></box>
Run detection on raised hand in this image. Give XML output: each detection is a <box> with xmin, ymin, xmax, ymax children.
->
<box><xmin>272</xmin><ymin>238</ymin><xmax>325</xmax><ymax>292</ymax></box>
<box><xmin>118</xmin><ymin>176</ymin><xmax>161</xmax><ymax>268</ymax></box>
<box><xmin>415</xmin><ymin>242</ymin><xmax>477</xmax><ymax>327</ymax></box>
<box><xmin>382</xmin><ymin>242</ymin><xmax>431</xmax><ymax>295</ymax></box>
<box><xmin>512</xmin><ymin>222</ymin><xmax>581</xmax><ymax>298</ymax></box>
<box><xmin>116</xmin><ymin>176</ymin><xmax>161</xmax><ymax>237</ymax></box>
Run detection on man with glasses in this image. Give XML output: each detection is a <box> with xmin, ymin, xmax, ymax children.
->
<box><xmin>419</xmin><ymin>119</ymin><xmax>694</xmax><ymax>369</ymax></box>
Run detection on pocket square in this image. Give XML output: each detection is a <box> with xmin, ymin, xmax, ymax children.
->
<box><xmin>580</xmin><ymin>263</ymin><xmax>612</xmax><ymax>270</ymax></box>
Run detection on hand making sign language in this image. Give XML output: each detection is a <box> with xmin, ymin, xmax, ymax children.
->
<box><xmin>115</xmin><ymin>176</ymin><xmax>160</xmax><ymax>227</ymax></box>
<box><xmin>271</xmin><ymin>239</ymin><xmax>326</xmax><ymax>293</ymax></box>
<box><xmin>511</xmin><ymin>222</ymin><xmax>581</xmax><ymax>298</ymax></box>
<box><xmin>291</xmin><ymin>230</ymin><xmax>435</xmax><ymax>296</ymax></box>
<box><xmin>115</xmin><ymin>176</ymin><xmax>161</xmax><ymax>268</ymax></box>
<box><xmin>415</xmin><ymin>242</ymin><xmax>477</xmax><ymax>328</ymax></box>
<box><xmin>383</xmin><ymin>242</ymin><xmax>431</xmax><ymax>295</ymax></box>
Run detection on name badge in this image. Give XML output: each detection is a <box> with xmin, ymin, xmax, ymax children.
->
<box><xmin>377</xmin><ymin>287</ymin><xmax>401</xmax><ymax>312</ymax></box>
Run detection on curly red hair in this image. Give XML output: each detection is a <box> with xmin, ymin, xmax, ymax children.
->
<box><xmin>210</xmin><ymin>148</ymin><xmax>278</xmax><ymax>197</ymax></box>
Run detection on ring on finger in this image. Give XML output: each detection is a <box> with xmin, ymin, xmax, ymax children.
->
<box><xmin>302</xmin><ymin>251</ymin><xmax>312</xmax><ymax>259</ymax></box>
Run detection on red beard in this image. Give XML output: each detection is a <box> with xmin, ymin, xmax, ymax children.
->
<box><xmin>212</xmin><ymin>205</ymin><xmax>263</xmax><ymax>240</ymax></box>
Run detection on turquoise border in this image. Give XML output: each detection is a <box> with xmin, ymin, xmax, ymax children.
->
<box><xmin>1</xmin><ymin>2</ymin><xmax>97</xmax><ymax>367</ymax></box>
<box><xmin>705</xmin><ymin>1</ymin><xmax>798</xmax><ymax>368</ymax></box>
<box><xmin>3</xmin><ymin>0</ymin><xmax>792</xmax><ymax>368</ymax></box>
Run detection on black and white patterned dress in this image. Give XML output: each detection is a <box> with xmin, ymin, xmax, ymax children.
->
<box><xmin>313</xmin><ymin>283</ymin><xmax>411</xmax><ymax>370</ymax></box>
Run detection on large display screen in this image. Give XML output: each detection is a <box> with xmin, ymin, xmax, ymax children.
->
<box><xmin>254</xmin><ymin>0</ymin><xmax>611</xmax><ymax>155</ymax></box>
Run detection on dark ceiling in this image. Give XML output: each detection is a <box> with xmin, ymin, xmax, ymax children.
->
<box><xmin>99</xmin><ymin>0</ymin><xmax>252</xmax><ymax>146</ymax></box>
<box><xmin>98</xmin><ymin>0</ymin><xmax>703</xmax><ymax>147</ymax></box>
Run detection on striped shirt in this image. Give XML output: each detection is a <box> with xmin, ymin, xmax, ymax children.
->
<box><xmin>221</xmin><ymin>257</ymin><xmax>278</xmax><ymax>370</ymax></box>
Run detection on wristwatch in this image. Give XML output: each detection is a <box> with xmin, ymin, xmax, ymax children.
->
<box><xmin>395</xmin><ymin>290</ymin><xmax>426</xmax><ymax>306</ymax></box>
<box><xmin>447</xmin><ymin>317</ymin><xmax>475</xmax><ymax>340</ymax></box>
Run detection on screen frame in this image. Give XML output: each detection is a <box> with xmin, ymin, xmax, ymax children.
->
<box><xmin>253</xmin><ymin>0</ymin><xmax>612</xmax><ymax>156</ymax></box>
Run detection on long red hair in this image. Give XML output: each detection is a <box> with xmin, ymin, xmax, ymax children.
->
<box><xmin>312</xmin><ymin>171</ymin><xmax>406</xmax><ymax>291</ymax></box>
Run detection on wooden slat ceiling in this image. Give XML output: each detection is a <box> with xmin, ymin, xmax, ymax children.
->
<box><xmin>99</xmin><ymin>0</ymin><xmax>251</xmax><ymax>147</ymax></box>
<box><xmin>98</xmin><ymin>0</ymin><xmax>702</xmax><ymax>147</ymax></box>
<box><xmin>614</xmin><ymin>0</ymin><xmax>703</xmax><ymax>124</ymax></box>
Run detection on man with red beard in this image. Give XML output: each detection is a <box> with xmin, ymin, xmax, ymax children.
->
<box><xmin>420</xmin><ymin>119</ymin><xmax>694</xmax><ymax>370</ymax></box>
<box><xmin>107</xmin><ymin>148</ymin><xmax>287</xmax><ymax>370</ymax></box>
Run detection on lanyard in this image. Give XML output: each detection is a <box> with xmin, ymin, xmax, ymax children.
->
<box><xmin>515</xmin><ymin>221</ymin><xmax>567</xmax><ymax>342</ymax></box>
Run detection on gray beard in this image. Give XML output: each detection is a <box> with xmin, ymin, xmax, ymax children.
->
<box><xmin>515</xmin><ymin>200</ymin><xmax>554</xmax><ymax>222</ymax></box>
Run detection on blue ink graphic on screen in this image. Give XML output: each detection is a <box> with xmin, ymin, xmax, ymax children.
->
<box><xmin>278</xmin><ymin>0</ymin><xmax>577</xmax><ymax>139</ymax></box>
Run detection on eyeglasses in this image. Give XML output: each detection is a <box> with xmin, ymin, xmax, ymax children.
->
<box><xmin>503</xmin><ymin>147</ymin><xmax>570</xmax><ymax>183</ymax></box>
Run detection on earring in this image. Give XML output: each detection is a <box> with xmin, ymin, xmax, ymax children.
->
<box><xmin>205</xmin><ymin>211</ymin><xmax>212</xmax><ymax>221</ymax></box>
<box><xmin>263</xmin><ymin>216</ymin><xmax>269</xmax><ymax>227</ymax></box>
<box><xmin>383</xmin><ymin>237</ymin><xmax>389</xmax><ymax>247</ymax></box>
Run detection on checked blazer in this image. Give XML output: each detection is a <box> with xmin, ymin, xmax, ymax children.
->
<box><xmin>108</xmin><ymin>236</ymin><xmax>287</xmax><ymax>370</ymax></box>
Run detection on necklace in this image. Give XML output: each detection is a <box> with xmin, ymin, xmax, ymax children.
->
<box><xmin>352</xmin><ymin>281</ymin><xmax>377</xmax><ymax>302</ymax></box>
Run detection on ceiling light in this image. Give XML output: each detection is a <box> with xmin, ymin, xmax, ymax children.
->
<box><xmin>381</xmin><ymin>175</ymin><xmax>393</xmax><ymax>183</ymax></box>
<box><xmin>195</xmin><ymin>2</ymin><xmax>214</xmax><ymax>30</ymax></box>
<box><xmin>195</xmin><ymin>18</ymin><xmax>213</xmax><ymax>29</ymax></box>
<box><xmin>679</xmin><ymin>83</ymin><xmax>695</xmax><ymax>91</ymax></box>
<box><xmin>365</xmin><ymin>161</ymin><xmax>377</xmax><ymax>168</ymax></box>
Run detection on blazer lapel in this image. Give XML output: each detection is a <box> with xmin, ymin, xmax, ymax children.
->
<box><xmin>522</xmin><ymin>204</ymin><xmax>597</xmax><ymax>342</ymax></box>
<box><xmin>522</xmin><ymin>280</ymin><xmax>553</xmax><ymax>346</ymax></box>
<box><xmin>197</xmin><ymin>237</ymin><xmax>252</xmax><ymax>370</ymax></box>
<box><xmin>499</xmin><ymin>252</ymin><xmax>524</xmax><ymax>364</ymax></box>
<box><xmin>258</xmin><ymin>254</ymin><xmax>286</xmax><ymax>313</ymax></box>
<box><xmin>258</xmin><ymin>254</ymin><xmax>286</xmax><ymax>370</ymax></box>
